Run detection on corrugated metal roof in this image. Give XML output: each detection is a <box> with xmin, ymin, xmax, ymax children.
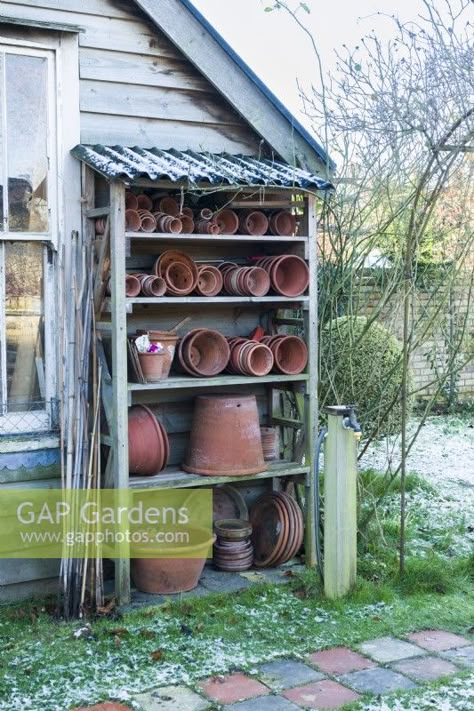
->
<box><xmin>71</xmin><ymin>145</ymin><xmax>333</xmax><ymax>191</ymax></box>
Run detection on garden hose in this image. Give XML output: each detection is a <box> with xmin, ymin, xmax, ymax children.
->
<box><xmin>314</xmin><ymin>427</ymin><xmax>327</xmax><ymax>583</ymax></box>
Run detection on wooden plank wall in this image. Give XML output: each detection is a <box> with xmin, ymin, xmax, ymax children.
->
<box><xmin>1</xmin><ymin>0</ymin><xmax>264</xmax><ymax>153</ymax></box>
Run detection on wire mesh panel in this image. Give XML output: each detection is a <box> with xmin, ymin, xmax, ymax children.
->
<box><xmin>0</xmin><ymin>398</ymin><xmax>58</xmax><ymax>435</ymax></box>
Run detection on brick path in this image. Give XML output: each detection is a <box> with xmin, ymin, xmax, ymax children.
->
<box><xmin>76</xmin><ymin>629</ymin><xmax>474</xmax><ymax>710</ymax></box>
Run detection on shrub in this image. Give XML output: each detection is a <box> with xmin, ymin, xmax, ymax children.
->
<box><xmin>319</xmin><ymin>316</ymin><xmax>411</xmax><ymax>439</ymax></box>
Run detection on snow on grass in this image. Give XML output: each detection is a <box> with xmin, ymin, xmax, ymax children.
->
<box><xmin>362</xmin><ymin>415</ymin><xmax>474</xmax><ymax>493</ymax></box>
<box><xmin>1</xmin><ymin>588</ymin><xmax>472</xmax><ymax>711</ymax></box>
<box><xmin>354</xmin><ymin>672</ymin><xmax>474</xmax><ymax>711</ymax></box>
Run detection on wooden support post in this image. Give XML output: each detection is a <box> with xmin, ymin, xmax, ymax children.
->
<box><xmin>304</xmin><ymin>193</ymin><xmax>318</xmax><ymax>568</ymax></box>
<box><xmin>109</xmin><ymin>180</ymin><xmax>131</xmax><ymax>605</ymax></box>
<box><xmin>324</xmin><ymin>409</ymin><xmax>358</xmax><ymax>598</ymax></box>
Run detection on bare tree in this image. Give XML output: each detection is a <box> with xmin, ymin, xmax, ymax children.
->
<box><xmin>267</xmin><ymin>0</ymin><xmax>474</xmax><ymax>571</ymax></box>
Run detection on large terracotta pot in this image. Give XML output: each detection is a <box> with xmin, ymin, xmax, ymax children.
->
<box><xmin>131</xmin><ymin>530</ymin><xmax>215</xmax><ymax>594</ymax></box>
<box><xmin>183</xmin><ymin>394</ymin><xmax>267</xmax><ymax>476</ymax></box>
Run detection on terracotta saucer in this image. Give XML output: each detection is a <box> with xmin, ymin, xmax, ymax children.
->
<box><xmin>251</xmin><ymin>494</ymin><xmax>288</xmax><ymax>568</ymax></box>
<box><xmin>213</xmin><ymin>485</ymin><xmax>249</xmax><ymax>521</ymax></box>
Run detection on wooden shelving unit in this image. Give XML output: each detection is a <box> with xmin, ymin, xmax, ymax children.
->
<box><xmin>84</xmin><ymin>169</ymin><xmax>318</xmax><ymax>605</ymax></box>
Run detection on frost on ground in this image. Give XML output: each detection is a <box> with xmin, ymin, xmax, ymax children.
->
<box><xmin>356</xmin><ymin>672</ymin><xmax>474</xmax><ymax>711</ymax></box>
<box><xmin>361</xmin><ymin>415</ymin><xmax>474</xmax><ymax>558</ymax></box>
<box><xmin>362</xmin><ymin>415</ymin><xmax>474</xmax><ymax>493</ymax></box>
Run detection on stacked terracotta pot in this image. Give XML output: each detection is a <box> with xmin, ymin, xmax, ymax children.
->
<box><xmin>213</xmin><ymin>519</ymin><xmax>254</xmax><ymax>572</ymax></box>
<box><xmin>261</xmin><ymin>335</ymin><xmax>308</xmax><ymax>375</ymax></box>
<box><xmin>250</xmin><ymin>491</ymin><xmax>304</xmax><ymax>567</ymax></box>
<box><xmin>226</xmin><ymin>337</ymin><xmax>274</xmax><ymax>376</ymax></box>
<box><xmin>154</xmin><ymin>250</ymin><xmax>199</xmax><ymax>295</ymax></box>
<box><xmin>129</xmin><ymin>273</ymin><xmax>167</xmax><ymax>297</ymax></box>
<box><xmin>177</xmin><ymin>329</ymin><xmax>230</xmax><ymax>377</ymax></box>
<box><xmin>260</xmin><ymin>427</ymin><xmax>280</xmax><ymax>461</ymax></box>
<box><xmin>119</xmin><ymin>193</ymin><xmax>299</xmax><ymax>236</ymax></box>
<box><xmin>195</xmin><ymin>264</ymin><xmax>224</xmax><ymax>296</ymax></box>
<box><xmin>255</xmin><ymin>255</ymin><xmax>309</xmax><ymax>297</ymax></box>
<box><xmin>219</xmin><ymin>263</ymin><xmax>271</xmax><ymax>297</ymax></box>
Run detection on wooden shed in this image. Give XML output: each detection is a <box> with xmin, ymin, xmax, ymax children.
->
<box><xmin>0</xmin><ymin>0</ymin><xmax>333</xmax><ymax>603</ymax></box>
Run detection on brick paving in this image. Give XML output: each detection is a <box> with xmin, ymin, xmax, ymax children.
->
<box><xmin>76</xmin><ymin>629</ymin><xmax>472</xmax><ymax>711</ymax></box>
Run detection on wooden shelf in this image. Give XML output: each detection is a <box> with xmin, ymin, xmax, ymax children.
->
<box><xmin>126</xmin><ymin>232</ymin><xmax>308</xmax><ymax>243</ymax></box>
<box><xmin>128</xmin><ymin>373</ymin><xmax>308</xmax><ymax>392</ymax></box>
<box><xmin>103</xmin><ymin>295</ymin><xmax>307</xmax><ymax>313</ymax></box>
<box><xmin>129</xmin><ymin>295</ymin><xmax>307</xmax><ymax>306</ymax></box>
<box><xmin>129</xmin><ymin>461</ymin><xmax>310</xmax><ymax>490</ymax></box>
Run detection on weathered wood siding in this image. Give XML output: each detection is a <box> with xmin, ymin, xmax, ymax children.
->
<box><xmin>1</xmin><ymin>0</ymin><xmax>264</xmax><ymax>153</ymax></box>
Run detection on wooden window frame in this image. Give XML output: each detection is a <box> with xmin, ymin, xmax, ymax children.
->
<box><xmin>0</xmin><ymin>39</ymin><xmax>59</xmax><ymax>435</ymax></box>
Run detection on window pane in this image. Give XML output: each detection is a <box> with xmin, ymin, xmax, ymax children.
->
<box><xmin>5</xmin><ymin>242</ymin><xmax>45</xmax><ymax>411</ymax></box>
<box><xmin>6</xmin><ymin>55</ymin><xmax>49</xmax><ymax>233</ymax></box>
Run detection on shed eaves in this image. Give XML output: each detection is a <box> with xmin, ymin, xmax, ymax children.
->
<box><xmin>72</xmin><ymin>145</ymin><xmax>334</xmax><ymax>190</ymax></box>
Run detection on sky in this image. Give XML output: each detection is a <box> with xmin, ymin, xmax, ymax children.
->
<box><xmin>191</xmin><ymin>0</ymin><xmax>430</xmax><ymax>133</ymax></box>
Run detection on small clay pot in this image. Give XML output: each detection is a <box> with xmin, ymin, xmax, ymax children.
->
<box><xmin>154</xmin><ymin>251</ymin><xmax>198</xmax><ymax>288</ymax></box>
<box><xmin>196</xmin><ymin>267</ymin><xmax>219</xmax><ymax>296</ymax></box>
<box><xmin>125</xmin><ymin>191</ymin><xmax>139</xmax><ymax>210</ymax></box>
<box><xmin>138</xmin><ymin>352</ymin><xmax>166</xmax><ymax>382</ymax></box>
<box><xmin>270</xmin><ymin>255</ymin><xmax>309</xmax><ymax>297</ymax></box>
<box><xmin>179</xmin><ymin>214</ymin><xmax>194</xmax><ymax>233</ymax></box>
<box><xmin>136</xmin><ymin>194</ymin><xmax>153</xmax><ymax>210</ymax></box>
<box><xmin>131</xmin><ymin>530</ymin><xmax>215</xmax><ymax>594</ymax></box>
<box><xmin>244</xmin><ymin>267</ymin><xmax>271</xmax><ymax>297</ymax></box>
<box><xmin>269</xmin><ymin>210</ymin><xmax>297</xmax><ymax>236</ymax></box>
<box><xmin>183</xmin><ymin>329</ymin><xmax>230</xmax><ymax>376</ymax></box>
<box><xmin>272</xmin><ymin>335</ymin><xmax>308</xmax><ymax>375</ymax></box>
<box><xmin>183</xmin><ymin>394</ymin><xmax>267</xmax><ymax>476</ymax></box>
<box><xmin>157</xmin><ymin>196</ymin><xmax>179</xmax><ymax>216</ymax></box>
<box><xmin>140</xmin><ymin>275</ymin><xmax>167</xmax><ymax>297</ymax></box>
<box><xmin>125</xmin><ymin>274</ymin><xmax>141</xmax><ymax>297</ymax></box>
<box><xmin>239</xmin><ymin>210</ymin><xmax>269</xmax><ymax>236</ymax></box>
<box><xmin>215</xmin><ymin>209</ymin><xmax>239</xmax><ymax>235</ymax></box>
<box><xmin>137</xmin><ymin>330</ymin><xmax>178</xmax><ymax>377</ymax></box>
<box><xmin>242</xmin><ymin>342</ymin><xmax>274</xmax><ymax>376</ymax></box>
<box><xmin>125</xmin><ymin>209</ymin><xmax>141</xmax><ymax>232</ymax></box>
<box><xmin>165</xmin><ymin>261</ymin><xmax>195</xmax><ymax>295</ymax></box>
<box><xmin>137</xmin><ymin>209</ymin><xmax>156</xmax><ymax>233</ymax></box>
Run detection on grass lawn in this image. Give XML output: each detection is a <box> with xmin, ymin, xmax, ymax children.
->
<box><xmin>0</xmin><ymin>464</ymin><xmax>472</xmax><ymax>710</ymax></box>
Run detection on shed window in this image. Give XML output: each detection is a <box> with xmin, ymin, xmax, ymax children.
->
<box><xmin>0</xmin><ymin>43</ymin><xmax>57</xmax><ymax>435</ymax></box>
